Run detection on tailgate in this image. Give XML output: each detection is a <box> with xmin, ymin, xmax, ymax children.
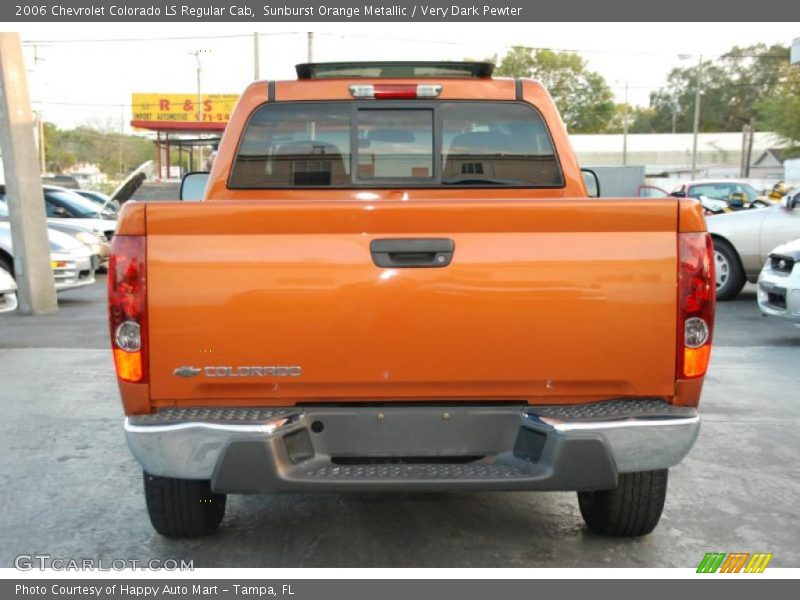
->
<box><xmin>145</xmin><ymin>199</ymin><xmax>678</xmax><ymax>406</ymax></box>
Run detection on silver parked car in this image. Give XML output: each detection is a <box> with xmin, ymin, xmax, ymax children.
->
<box><xmin>757</xmin><ymin>237</ymin><xmax>800</xmax><ymax>326</ymax></box>
<box><xmin>706</xmin><ymin>190</ymin><xmax>800</xmax><ymax>300</ymax></box>
<box><xmin>0</xmin><ymin>222</ymin><xmax>96</xmax><ymax>292</ymax></box>
<box><xmin>0</xmin><ymin>199</ymin><xmax>110</xmax><ymax>271</ymax></box>
<box><xmin>0</xmin><ymin>266</ymin><xmax>17</xmax><ymax>314</ymax></box>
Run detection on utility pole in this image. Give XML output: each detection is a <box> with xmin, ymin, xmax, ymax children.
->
<box><xmin>190</xmin><ymin>49</ymin><xmax>209</xmax><ymax>168</ymax></box>
<box><xmin>193</xmin><ymin>50</ymin><xmax>202</xmax><ymax>124</ymax></box>
<box><xmin>622</xmin><ymin>82</ymin><xmax>629</xmax><ymax>166</ymax></box>
<box><xmin>0</xmin><ymin>33</ymin><xmax>58</xmax><ymax>314</ymax></box>
<box><xmin>671</xmin><ymin>97</ymin><xmax>679</xmax><ymax>134</ymax></box>
<box><xmin>690</xmin><ymin>55</ymin><xmax>703</xmax><ymax>179</ymax></box>
<box><xmin>307</xmin><ymin>32</ymin><xmax>314</xmax><ymax>62</ymax></box>
<box><xmin>34</xmin><ymin>110</ymin><xmax>46</xmax><ymax>173</ymax></box>
<box><xmin>740</xmin><ymin>123</ymin><xmax>754</xmax><ymax>178</ymax></box>
<box><xmin>253</xmin><ymin>32</ymin><xmax>260</xmax><ymax>80</ymax></box>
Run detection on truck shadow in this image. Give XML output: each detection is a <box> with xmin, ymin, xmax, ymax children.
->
<box><xmin>144</xmin><ymin>491</ymin><xmax>667</xmax><ymax>568</ymax></box>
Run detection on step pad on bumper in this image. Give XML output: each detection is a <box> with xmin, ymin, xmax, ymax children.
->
<box><xmin>302</xmin><ymin>463</ymin><xmax>528</xmax><ymax>480</ymax></box>
<box><xmin>135</xmin><ymin>407</ymin><xmax>301</xmax><ymax>424</ymax></box>
<box><xmin>528</xmin><ymin>398</ymin><xmax>696</xmax><ymax>421</ymax></box>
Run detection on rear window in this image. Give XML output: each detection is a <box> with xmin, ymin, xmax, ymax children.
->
<box><xmin>45</xmin><ymin>189</ymin><xmax>100</xmax><ymax>217</ymax></box>
<box><xmin>358</xmin><ymin>109</ymin><xmax>434</xmax><ymax>179</ymax></box>
<box><xmin>688</xmin><ymin>183</ymin><xmax>758</xmax><ymax>202</ymax></box>
<box><xmin>229</xmin><ymin>101</ymin><xmax>563</xmax><ymax>189</ymax></box>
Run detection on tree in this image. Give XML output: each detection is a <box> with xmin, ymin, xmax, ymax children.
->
<box><xmin>491</xmin><ymin>47</ymin><xmax>616</xmax><ymax>133</ymax></box>
<box><xmin>607</xmin><ymin>104</ymin><xmax>659</xmax><ymax>134</ymax></box>
<box><xmin>757</xmin><ymin>64</ymin><xmax>800</xmax><ymax>152</ymax></box>
<box><xmin>42</xmin><ymin>122</ymin><xmax>76</xmax><ymax>172</ymax></box>
<box><xmin>637</xmin><ymin>44</ymin><xmax>790</xmax><ymax>133</ymax></box>
<box><xmin>43</xmin><ymin>122</ymin><xmax>154</xmax><ymax>178</ymax></box>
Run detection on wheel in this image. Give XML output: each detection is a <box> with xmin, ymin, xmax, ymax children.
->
<box><xmin>143</xmin><ymin>472</ymin><xmax>226</xmax><ymax>538</ymax></box>
<box><xmin>713</xmin><ymin>238</ymin><xmax>746</xmax><ymax>301</ymax></box>
<box><xmin>577</xmin><ymin>469</ymin><xmax>668</xmax><ymax>536</ymax></box>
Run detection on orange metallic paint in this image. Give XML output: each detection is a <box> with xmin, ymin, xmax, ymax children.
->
<box><xmin>115</xmin><ymin>202</ymin><xmax>146</xmax><ymax>236</ymax></box>
<box><xmin>142</xmin><ymin>199</ymin><xmax>678</xmax><ymax>409</ymax></box>
<box><xmin>674</xmin><ymin>377</ymin><xmax>704</xmax><ymax>407</ymax></box>
<box><xmin>118</xmin><ymin>380</ymin><xmax>151</xmax><ymax>415</ymax></box>
<box><xmin>678</xmin><ymin>199</ymin><xmax>707</xmax><ymax>233</ymax></box>
<box><xmin>114</xmin><ymin>75</ymin><xmax>710</xmax><ymax>415</ymax></box>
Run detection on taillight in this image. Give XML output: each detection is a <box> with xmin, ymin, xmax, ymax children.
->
<box><xmin>108</xmin><ymin>235</ymin><xmax>147</xmax><ymax>383</ymax></box>
<box><xmin>349</xmin><ymin>84</ymin><xmax>442</xmax><ymax>99</ymax></box>
<box><xmin>677</xmin><ymin>232</ymin><xmax>715</xmax><ymax>378</ymax></box>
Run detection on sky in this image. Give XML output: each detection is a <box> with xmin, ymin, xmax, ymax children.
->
<box><xmin>12</xmin><ymin>22</ymin><xmax>800</xmax><ymax>134</ymax></box>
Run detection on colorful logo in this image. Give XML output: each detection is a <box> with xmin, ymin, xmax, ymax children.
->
<box><xmin>697</xmin><ymin>552</ymin><xmax>773</xmax><ymax>573</ymax></box>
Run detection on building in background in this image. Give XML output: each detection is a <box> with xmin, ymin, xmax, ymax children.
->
<box><xmin>61</xmin><ymin>162</ymin><xmax>107</xmax><ymax>187</ymax></box>
<box><xmin>572</xmin><ymin>132</ymin><xmax>788</xmax><ymax>179</ymax></box>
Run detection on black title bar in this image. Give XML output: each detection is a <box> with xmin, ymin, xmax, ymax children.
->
<box><xmin>3</xmin><ymin>0</ymin><xmax>800</xmax><ymax>21</ymax></box>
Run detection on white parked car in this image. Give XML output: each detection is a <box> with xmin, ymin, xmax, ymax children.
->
<box><xmin>0</xmin><ymin>222</ymin><xmax>96</xmax><ymax>292</ymax></box>
<box><xmin>706</xmin><ymin>190</ymin><xmax>800</xmax><ymax>300</ymax></box>
<box><xmin>757</xmin><ymin>237</ymin><xmax>800</xmax><ymax>326</ymax></box>
<box><xmin>0</xmin><ymin>266</ymin><xmax>17</xmax><ymax>313</ymax></box>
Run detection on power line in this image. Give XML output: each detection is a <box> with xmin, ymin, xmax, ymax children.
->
<box><xmin>21</xmin><ymin>31</ymin><xmax>792</xmax><ymax>61</ymax></box>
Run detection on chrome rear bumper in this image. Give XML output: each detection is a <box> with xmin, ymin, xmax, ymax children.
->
<box><xmin>124</xmin><ymin>400</ymin><xmax>699</xmax><ymax>493</ymax></box>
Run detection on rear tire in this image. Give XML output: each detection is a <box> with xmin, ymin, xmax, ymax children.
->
<box><xmin>713</xmin><ymin>238</ymin><xmax>746</xmax><ymax>301</ymax></box>
<box><xmin>143</xmin><ymin>472</ymin><xmax>226</xmax><ymax>538</ymax></box>
<box><xmin>577</xmin><ymin>469</ymin><xmax>668</xmax><ymax>536</ymax></box>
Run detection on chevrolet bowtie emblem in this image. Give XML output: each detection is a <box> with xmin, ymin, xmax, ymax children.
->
<box><xmin>173</xmin><ymin>366</ymin><xmax>202</xmax><ymax>378</ymax></box>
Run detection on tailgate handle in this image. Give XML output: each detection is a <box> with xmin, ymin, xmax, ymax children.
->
<box><xmin>370</xmin><ymin>239</ymin><xmax>455</xmax><ymax>268</ymax></box>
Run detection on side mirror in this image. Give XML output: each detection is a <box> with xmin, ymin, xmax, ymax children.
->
<box><xmin>581</xmin><ymin>169</ymin><xmax>600</xmax><ymax>198</ymax></box>
<box><xmin>52</xmin><ymin>205</ymin><xmax>68</xmax><ymax>216</ymax></box>
<box><xmin>780</xmin><ymin>194</ymin><xmax>798</xmax><ymax>209</ymax></box>
<box><xmin>180</xmin><ymin>172</ymin><xmax>210</xmax><ymax>202</ymax></box>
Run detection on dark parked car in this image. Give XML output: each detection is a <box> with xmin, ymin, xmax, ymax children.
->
<box><xmin>74</xmin><ymin>189</ymin><xmax>120</xmax><ymax>215</ymax></box>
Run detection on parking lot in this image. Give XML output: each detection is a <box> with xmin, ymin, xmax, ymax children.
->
<box><xmin>1</xmin><ymin>280</ymin><xmax>798</xmax><ymax>568</ymax></box>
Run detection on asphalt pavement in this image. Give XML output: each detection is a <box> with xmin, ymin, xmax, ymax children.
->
<box><xmin>0</xmin><ymin>280</ymin><xmax>798</xmax><ymax>568</ymax></box>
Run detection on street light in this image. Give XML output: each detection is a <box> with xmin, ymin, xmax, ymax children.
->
<box><xmin>679</xmin><ymin>53</ymin><xmax>703</xmax><ymax>179</ymax></box>
<box><xmin>189</xmin><ymin>49</ymin><xmax>210</xmax><ymax>169</ymax></box>
<box><xmin>190</xmin><ymin>49</ymin><xmax>210</xmax><ymax>124</ymax></box>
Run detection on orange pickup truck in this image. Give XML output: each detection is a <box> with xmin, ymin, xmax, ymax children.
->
<box><xmin>109</xmin><ymin>62</ymin><xmax>715</xmax><ymax>538</ymax></box>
